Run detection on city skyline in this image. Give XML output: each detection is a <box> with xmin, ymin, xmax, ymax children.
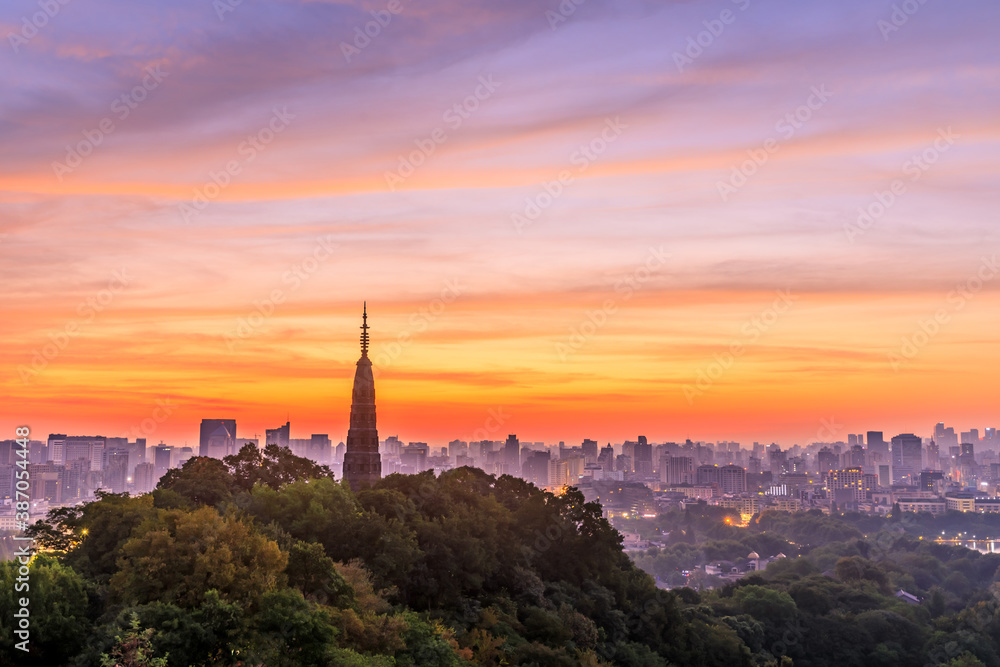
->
<box><xmin>3</xmin><ymin>0</ymin><xmax>999</xmax><ymax>447</ymax></box>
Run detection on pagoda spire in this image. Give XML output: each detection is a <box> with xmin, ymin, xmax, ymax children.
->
<box><xmin>344</xmin><ymin>301</ymin><xmax>381</xmax><ymax>491</ymax></box>
<box><xmin>360</xmin><ymin>301</ymin><xmax>370</xmax><ymax>356</ymax></box>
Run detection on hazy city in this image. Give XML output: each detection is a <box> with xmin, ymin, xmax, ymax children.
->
<box><xmin>3</xmin><ymin>0</ymin><xmax>1000</xmax><ymax>665</ymax></box>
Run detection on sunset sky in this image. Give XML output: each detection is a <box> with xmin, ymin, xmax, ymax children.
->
<box><xmin>2</xmin><ymin>0</ymin><xmax>998</xmax><ymax>448</ymax></box>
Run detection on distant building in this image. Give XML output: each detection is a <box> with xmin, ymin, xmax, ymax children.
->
<box><xmin>400</xmin><ymin>443</ymin><xmax>428</xmax><ymax>473</ymax></box>
<box><xmin>103</xmin><ymin>448</ymin><xmax>129</xmax><ymax>494</ymax></box>
<box><xmin>891</xmin><ymin>434</ymin><xmax>922</xmax><ymax>484</ymax></box>
<box><xmin>266</xmin><ymin>421</ymin><xmax>291</xmax><ymax>448</ymax></box>
<box><xmin>199</xmin><ymin>419</ymin><xmax>236</xmax><ymax>458</ymax></box>
<box><xmin>826</xmin><ymin>467</ymin><xmax>876</xmax><ymax>503</ymax></box>
<box><xmin>343</xmin><ymin>304</ymin><xmax>382</xmax><ymax>491</ymax></box>
<box><xmin>945</xmin><ymin>492</ymin><xmax>975</xmax><ymax>513</ymax></box>
<box><xmin>867</xmin><ymin>431</ymin><xmax>888</xmax><ymax>459</ymax></box>
<box><xmin>133</xmin><ymin>462</ymin><xmax>156</xmax><ymax>494</ymax></box>
<box><xmin>719</xmin><ymin>464</ymin><xmax>747</xmax><ymax>495</ymax></box>
<box><xmin>503</xmin><ymin>435</ymin><xmax>520</xmax><ymax>476</ymax></box>
<box><xmin>633</xmin><ymin>437</ymin><xmax>653</xmax><ymax>475</ymax></box>
<box><xmin>897</xmin><ymin>497</ymin><xmax>946</xmax><ymax>515</ymax></box>
<box><xmin>662</xmin><ymin>456</ymin><xmax>694</xmax><ymax>485</ymax></box>
<box><xmin>153</xmin><ymin>444</ymin><xmax>172</xmax><ymax>481</ymax></box>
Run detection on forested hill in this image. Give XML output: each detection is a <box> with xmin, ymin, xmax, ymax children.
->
<box><xmin>2</xmin><ymin>446</ymin><xmax>1000</xmax><ymax>666</ymax></box>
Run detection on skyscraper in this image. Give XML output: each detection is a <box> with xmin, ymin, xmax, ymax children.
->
<box><xmin>104</xmin><ymin>448</ymin><xmax>129</xmax><ymax>493</ymax></box>
<box><xmin>891</xmin><ymin>433</ymin><xmax>922</xmax><ymax>484</ymax></box>
<box><xmin>344</xmin><ymin>304</ymin><xmax>382</xmax><ymax>491</ymax></box>
<box><xmin>719</xmin><ymin>464</ymin><xmax>747</xmax><ymax>494</ymax></box>
<box><xmin>199</xmin><ymin>419</ymin><xmax>236</xmax><ymax>457</ymax></box>
<box><xmin>633</xmin><ymin>436</ymin><xmax>653</xmax><ymax>475</ymax></box>
<box><xmin>934</xmin><ymin>423</ymin><xmax>958</xmax><ymax>448</ymax></box>
<box><xmin>867</xmin><ymin>431</ymin><xmax>887</xmax><ymax>458</ymax></box>
<box><xmin>153</xmin><ymin>444</ymin><xmax>172</xmax><ymax>481</ymax></box>
<box><xmin>503</xmin><ymin>435</ymin><xmax>520</xmax><ymax>476</ymax></box>
<box><xmin>266</xmin><ymin>421</ymin><xmax>290</xmax><ymax>448</ymax></box>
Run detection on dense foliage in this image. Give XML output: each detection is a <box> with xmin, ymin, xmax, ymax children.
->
<box><xmin>3</xmin><ymin>453</ymin><xmax>1000</xmax><ymax>666</ymax></box>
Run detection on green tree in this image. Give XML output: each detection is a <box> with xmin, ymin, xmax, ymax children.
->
<box><xmin>156</xmin><ymin>457</ymin><xmax>234</xmax><ymax>506</ymax></box>
<box><xmin>100</xmin><ymin>613</ymin><xmax>169</xmax><ymax>667</ymax></box>
<box><xmin>0</xmin><ymin>554</ymin><xmax>91</xmax><ymax>664</ymax></box>
<box><xmin>225</xmin><ymin>443</ymin><xmax>333</xmax><ymax>492</ymax></box>
<box><xmin>110</xmin><ymin>506</ymin><xmax>286</xmax><ymax>610</ymax></box>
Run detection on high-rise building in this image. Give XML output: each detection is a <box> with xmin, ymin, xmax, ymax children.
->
<box><xmin>633</xmin><ymin>437</ymin><xmax>653</xmax><ymax>475</ymax></box>
<box><xmin>343</xmin><ymin>304</ymin><xmax>382</xmax><ymax>491</ymax></box>
<box><xmin>867</xmin><ymin>431</ymin><xmax>887</xmax><ymax>458</ymax></box>
<box><xmin>826</xmin><ymin>467</ymin><xmax>871</xmax><ymax>503</ymax></box>
<box><xmin>934</xmin><ymin>423</ymin><xmax>958</xmax><ymax>449</ymax></box>
<box><xmin>127</xmin><ymin>438</ymin><xmax>146</xmax><ymax>477</ymax></box>
<box><xmin>719</xmin><ymin>464</ymin><xmax>747</xmax><ymax>494</ymax></box>
<box><xmin>103</xmin><ymin>448</ymin><xmax>129</xmax><ymax>493</ymax></box>
<box><xmin>199</xmin><ymin>419</ymin><xmax>236</xmax><ymax>458</ymax></box>
<box><xmin>47</xmin><ymin>434</ymin><xmax>67</xmax><ymax>464</ymax></box>
<box><xmin>547</xmin><ymin>458</ymin><xmax>568</xmax><ymax>487</ymax></box>
<box><xmin>133</xmin><ymin>462</ymin><xmax>155</xmax><ymax>494</ymax></box>
<box><xmin>308</xmin><ymin>434</ymin><xmax>332</xmax><ymax>464</ymax></box>
<box><xmin>621</xmin><ymin>441</ymin><xmax>637</xmax><ymax>474</ymax></box>
<box><xmin>503</xmin><ymin>435</ymin><xmax>520</xmax><ymax>476</ymax></box>
<box><xmin>846</xmin><ymin>445</ymin><xmax>866</xmax><ymax>469</ymax></box>
<box><xmin>597</xmin><ymin>445</ymin><xmax>614</xmax><ymax>472</ymax></box>
<box><xmin>768</xmin><ymin>446</ymin><xmax>787</xmax><ymax>474</ymax></box>
<box><xmin>448</xmin><ymin>440</ymin><xmax>468</xmax><ymax>462</ymax></box>
<box><xmin>563</xmin><ymin>455</ymin><xmax>584</xmax><ymax>485</ymax></box>
<box><xmin>266</xmin><ymin>421</ymin><xmax>291</xmax><ymax>448</ymax></box>
<box><xmin>891</xmin><ymin>433</ymin><xmax>923</xmax><ymax>484</ymax></box>
<box><xmin>662</xmin><ymin>456</ymin><xmax>693</xmax><ymax>484</ymax></box>
<box><xmin>50</xmin><ymin>435</ymin><xmax>106</xmax><ymax>471</ymax></box>
<box><xmin>153</xmin><ymin>444</ymin><xmax>173</xmax><ymax>481</ymax></box>
<box><xmin>961</xmin><ymin>429</ymin><xmax>980</xmax><ymax>445</ymax></box>
<box><xmin>0</xmin><ymin>464</ymin><xmax>14</xmax><ymax>502</ymax></box>
<box><xmin>696</xmin><ymin>464</ymin><xmax>721</xmax><ymax>486</ymax></box>
<box><xmin>582</xmin><ymin>439</ymin><xmax>598</xmax><ymax>465</ymax></box>
<box><xmin>817</xmin><ymin>447</ymin><xmax>838</xmax><ymax>474</ymax></box>
<box><xmin>399</xmin><ymin>443</ymin><xmax>428</xmax><ymax>473</ymax></box>
<box><xmin>522</xmin><ymin>450</ymin><xmax>551</xmax><ymax>487</ymax></box>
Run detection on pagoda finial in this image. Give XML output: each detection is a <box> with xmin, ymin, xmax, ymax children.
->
<box><xmin>360</xmin><ymin>302</ymin><xmax>370</xmax><ymax>356</ymax></box>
